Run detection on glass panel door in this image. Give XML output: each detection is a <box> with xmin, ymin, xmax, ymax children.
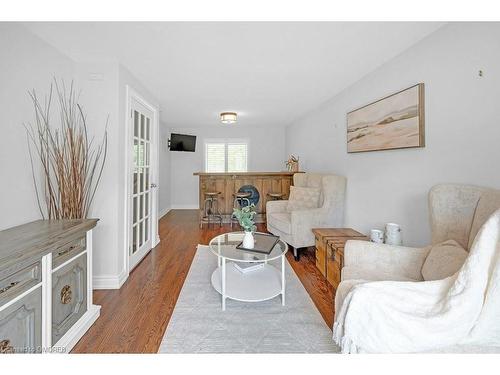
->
<box><xmin>130</xmin><ymin>99</ymin><xmax>154</xmax><ymax>270</ymax></box>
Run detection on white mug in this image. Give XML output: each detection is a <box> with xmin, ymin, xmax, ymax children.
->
<box><xmin>386</xmin><ymin>222</ymin><xmax>401</xmax><ymax>232</ymax></box>
<box><xmin>385</xmin><ymin>223</ymin><xmax>402</xmax><ymax>245</ymax></box>
<box><xmin>370</xmin><ymin>229</ymin><xmax>384</xmax><ymax>243</ymax></box>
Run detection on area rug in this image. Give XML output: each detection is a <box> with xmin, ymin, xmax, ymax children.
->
<box><xmin>158</xmin><ymin>245</ymin><xmax>339</xmax><ymax>353</ymax></box>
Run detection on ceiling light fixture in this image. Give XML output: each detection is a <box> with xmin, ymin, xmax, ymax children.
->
<box><xmin>220</xmin><ymin>112</ymin><xmax>237</xmax><ymax>124</ymax></box>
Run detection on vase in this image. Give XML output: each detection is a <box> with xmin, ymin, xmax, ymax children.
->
<box><xmin>243</xmin><ymin>231</ymin><xmax>255</xmax><ymax>249</ymax></box>
<box><xmin>287</xmin><ymin>161</ymin><xmax>299</xmax><ymax>172</ymax></box>
<box><xmin>385</xmin><ymin>223</ymin><xmax>402</xmax><ymax>245</ymax></box>
<box><xmin>370</xmin><ymin>229</ymin><xmax>384</xmax><ymax>243</ymax></box>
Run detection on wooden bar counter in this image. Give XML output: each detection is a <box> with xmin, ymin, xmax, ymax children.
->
<box><xmin>193</xmin><ymin>171</ymin><xmax>301</xmax><ymax>223</ymax></box>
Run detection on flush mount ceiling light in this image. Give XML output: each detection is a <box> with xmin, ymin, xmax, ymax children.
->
<box><xmin>220</xmin><ymin>112</ymin><xmax>237</xmax><ymax>124</ymax></box>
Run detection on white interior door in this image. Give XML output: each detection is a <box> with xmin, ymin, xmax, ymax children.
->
<box><xmin>129</xmin><ymin>97</ymin><xmax>156</xmax><ymax>270</ymax></box>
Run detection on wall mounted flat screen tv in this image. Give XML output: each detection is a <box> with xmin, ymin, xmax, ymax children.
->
<box><xmin>169</xmin><ymin>133</ymin><xmax>196</xmax><ymax>152</ymax></box>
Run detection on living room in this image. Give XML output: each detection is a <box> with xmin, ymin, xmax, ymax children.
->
<box><xmin>1</xmin><ymin>0</ymin><xmax>500</xmax><ymax>372</ymax></box>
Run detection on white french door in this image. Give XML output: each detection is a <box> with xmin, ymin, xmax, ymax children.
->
<box><xmin>129</xmin><ymin>96</ymin><xmax>156</xmax><ymax>270</ymax></box>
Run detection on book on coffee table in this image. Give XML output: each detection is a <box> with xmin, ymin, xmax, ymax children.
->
<box><xmin>236</xmin><ymin>233</ymin><xmax>280</xmax><ymax>254</ymax></box>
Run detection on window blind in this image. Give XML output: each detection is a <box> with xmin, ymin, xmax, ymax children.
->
<box><xmin>205</xmin><ymin>143</ymin><xmax>225</xmax><ymax>172</ymax></box>
<box><xmin>205</xmin><ymin>141</ymin><xmax>248</xmax><ymax>173</ymax></box>
<box><xmin>227</xmin><ymin>143</ymin><xmax>247</xmax><ymax>172</ymax></box>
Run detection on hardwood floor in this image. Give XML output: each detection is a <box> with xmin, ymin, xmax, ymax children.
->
<box><xmin>286</xmin><ymin>246</ymin><xmax>335</xmax><ymax>329</ymax></box>
<box><xmin>72</xmin><ymin>209</ymin><xmax>334</xmax><ymax>353</ymax></box>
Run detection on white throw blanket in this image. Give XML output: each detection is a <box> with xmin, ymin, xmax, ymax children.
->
<box><xmin>333</xmin><ymin>209</ymin><xmax>500</xmax><ymax>353</ymax></box>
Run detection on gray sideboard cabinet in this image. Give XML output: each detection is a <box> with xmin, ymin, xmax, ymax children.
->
<box><xmin>0</xmin><ymin>219</ymin><xmax>100</xmax><ymax>353</ymax></box>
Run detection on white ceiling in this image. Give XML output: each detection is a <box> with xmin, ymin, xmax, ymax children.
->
<box><xmin>23</xmin><ymin>22</ymin><xmax>444</xmax><ymax>128</ymax></box>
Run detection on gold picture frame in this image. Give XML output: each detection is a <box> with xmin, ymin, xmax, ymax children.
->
<box><xmin>347</xmin><ymin>83</ymin><xmax>425</xmax><ymax>153</ymax></box>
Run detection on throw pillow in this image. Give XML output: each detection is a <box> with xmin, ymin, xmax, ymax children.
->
<box><xmin>286</xmin><ymin>186</ymin><xmax>320</xmax><ymax>212</ymax></box>
<box><xmin>421</xmin><ymin>240</ymin><xmax>468</xmax><ymax>281</ymax></box>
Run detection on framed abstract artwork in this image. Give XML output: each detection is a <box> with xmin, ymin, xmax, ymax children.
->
<box><xmin>347</xmin><ymin>83</ymin><xmax>425</xmax><ymax>153</ymax></box>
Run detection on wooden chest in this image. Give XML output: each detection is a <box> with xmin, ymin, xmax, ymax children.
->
<box><xmin>325</xmin><ymin>229</ymin><xmax>367</xmax><ymax>289</ymax></box>
<box><xmin>312</xmin><ymin>228</ymin><xmax>345</xmax><ymax>277</ymax></box>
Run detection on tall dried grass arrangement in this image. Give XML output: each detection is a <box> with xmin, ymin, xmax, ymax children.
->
<box><xmin>25</xmin><ymin>79</ymin><xmax>108</xmax><ymax>220</ymax></box>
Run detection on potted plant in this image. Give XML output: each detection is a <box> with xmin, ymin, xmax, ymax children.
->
<box><xmin>233</xmin><ymin>204</ymin><xmax>257</xmax><ymax>249</ymax></box>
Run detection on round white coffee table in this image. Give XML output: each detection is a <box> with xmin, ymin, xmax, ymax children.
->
<box><xmin>208</xmin><ymin>232</ymin><xmax>288</xmax><ymax>311</ymax></box>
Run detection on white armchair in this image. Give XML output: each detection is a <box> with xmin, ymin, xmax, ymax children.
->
<box><xmin>266</xmin><ymin>173</ymin><xmax>346</xmax><ymax>260</ymax></box>
<box><xmin>334</xmin><ymin>184</ymin><xmax>500</xmax><ymax>353</ymax></box>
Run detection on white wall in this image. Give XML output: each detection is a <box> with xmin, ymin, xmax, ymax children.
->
<box><xmin>0</xmin><ymin>24</ymin><xmax>75</xmax><ymax>230</ymax></box>
<box><xmin>286</xmin><ymin>22</ymin><xmax>500</xmax><ymax>246</ymax></box>
<box><xmin>158</xmin><ymin>121</ymin><xmax>171</xmax><ymax>217</ymax></box>
<box><xmin>74</xmin><ymin>62</ymin><xmax>122</xmax><ymax>286</ymax></box>
<box><xmin>169</xmin><ymin>126</ymin><xmax>287</xmax><ymax>208</ymax></box>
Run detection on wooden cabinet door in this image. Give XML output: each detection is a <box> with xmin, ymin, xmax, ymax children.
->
<box><xmin>0</xmin><ymin>286</ymin><xmax>42</xmax><ymax>353</ymax></box>
<box><xmin>52</xmin><ymin>254</ymin><xmax>87</xmax><ymax>345</ymax></box>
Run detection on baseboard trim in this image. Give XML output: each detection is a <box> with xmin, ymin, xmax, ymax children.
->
<box><xmin>158</xmin><ymin>206</ymin><xmax>171</xmax><ymax>219</ymax></box>
<box><xmin>93</xmin><ymin>268</ymin><xmax>128</xmax><ymax>290</ymax></box>
<box><xmin>170</xmin><ymin>204</ymin><xmax>199</xmax><ymax>210</ymax></box>
<box><xmin>117</xmin><ymin>268</ymin><xmax>128</xmax><ymax>288</ymax></box>
<box><xmin>54</xmin><ymin>304</ymin><xmax>101</xmax><ymax>353</ymax></box>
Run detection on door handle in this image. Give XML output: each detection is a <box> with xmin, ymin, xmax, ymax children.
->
<box><xmin>150</xmin><ymin>183</ymin><xmax>158</xmax><ymax>188</ymax></box>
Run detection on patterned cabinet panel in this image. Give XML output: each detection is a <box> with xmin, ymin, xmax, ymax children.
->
<box><xmin>52</xmin><ymin>254</ymin><xmax>87</xmax><ymax>345</ymax></box>
<box><xmin>0</xmin><ymin>286</ymin><xmax>42</xmax><ymax>354</ymax></box>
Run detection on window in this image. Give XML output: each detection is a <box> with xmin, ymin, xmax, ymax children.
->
<box><xmin>227</xmin><ymin>143</ymin><xmax>248</xmax><ymax>172</ymax></box>
<box><xmin>205</xmin><ymin>143</ymin><xmax>226</xmax><ymax>172</ymax></box>
<box><xmin>205</xmin><ymin>140</ymin><xmax>248</xmax><ymax>172</ymax></box>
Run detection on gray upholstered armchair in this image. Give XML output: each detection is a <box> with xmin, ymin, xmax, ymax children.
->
<box><xmin>266</xmin><ymin>173</ymin><xmax>346</xmax><ymax>260</ymax></box>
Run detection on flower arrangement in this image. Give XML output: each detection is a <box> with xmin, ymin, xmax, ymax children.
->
<box><xmin>233</xmin><ymin>204</ymin><xmax>257</xmax><ymax>232</ymax></box>
<box><xmin>285</xmin><ymin>155</ymin><xmax>299</xmax><ymax>172</ymax></box>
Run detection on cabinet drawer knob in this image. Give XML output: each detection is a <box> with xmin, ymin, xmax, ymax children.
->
<box><xmin>60</xmin><ymin>285</ymin><xmax>72</xmax><ymax>304</ymax></box>
<box><xmin>0</xmin><ymin>339</ymin><xmax>14</xmax><ymax>354</ymax></box>
<box><xmin>58</xmin><ymin>245</ymin><xmax>76</xmax><ymax>257</ymax></box>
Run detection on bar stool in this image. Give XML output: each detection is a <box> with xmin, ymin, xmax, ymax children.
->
<box><xmin>230</xmin><ymin>191</ymin><xmax>252</xmax><ymax>228</ymax></box>
<box><xmin>267</xmin><ymin>192</ymin><xmax>284</xmax><ymax>200</ymax></box>
<box><xmin>200</xmin><ymin>191</ymin><xmax>222</xmax><ymax>229</ymax></box>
